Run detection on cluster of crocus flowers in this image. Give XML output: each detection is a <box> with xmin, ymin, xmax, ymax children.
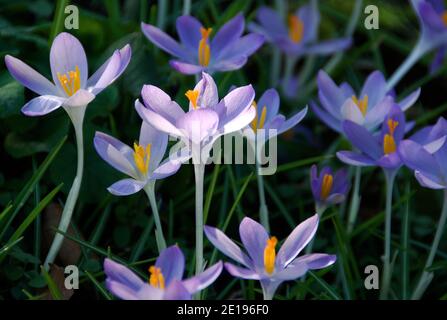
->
<box><xmin>104</xmin><ymin>245</ymin><xmax>223</xmax><ymax>300</ymax></box>
<box><xmin>204</xmin><ymin>215</ymin><xmax>336</xmax><ymax>300</ymax></box>
<box><xmin>141</xmin><ymin>14</ymin><xmax>264</xmax><ymax>75</ymax></box>
<box><xmin>4</xmin><ymin>32</ymin><xmax>131</xmax><ymax>269</ymax></box>
<box><xmin>312</xmin><ymin>70</ymin><xmax>420</xmax><ymax>134</ymax></box>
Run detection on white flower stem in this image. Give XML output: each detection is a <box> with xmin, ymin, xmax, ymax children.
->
<box><xmin>347</xmin><ymin>166</ymin><xmax>362</xmax><ymax>234</ymax></box>
<box><xmin>380</xmin><ymin>169</ymin><xmax>397</xmax><ymax>300</ymax></box>
<box><xmin>256</xmin><ymin>160</ymin><xmax>270</xmax><ymax>233</ymax></box>
<box><xmin>43</xmin><ymin>106</ymin><xmax>86</xmax><ymax>270</ymax></box>
<box><xmin>411</xmin><ymin>189</ymin><xmax>447</xmax><ymax>300</ymax></box>
<box><xmin>182</xmin><ymin>0</ymin><xmax>191</xmax><ymax>15</ymax></box>
<box><xmin>144</xmin><ymin>182</ymin><xmax>167</xmax><ymax>253</ymax></box>
<box><xmin>261</xmin><ymin>282</ymin><xmax>274</xmax><ymax>300</ymax></box>
<box><xmin>194</xmin><ymin>163</ymin><xmax>205</xmax><ymax>277</ymax></box>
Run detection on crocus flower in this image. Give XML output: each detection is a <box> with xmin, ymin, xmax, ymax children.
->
<box><xmin>336</xmin><ymin>104</ymin><xmax>407</xmax><ymax>171</ymax></box>
<box><xmin>310</xmin><ymin>165</ymin><xmax>350</xmax><ymax>212</ymax></box>
<box><xmin>5</xmin><ymin>32</ymin><xmax>131</xmax><ymax>117</ymax></box>
<box><xmin>94</xmin><ymin>122</ymin><xmax>180</xmax><ymax>196</ymax></box>
<box><xmin>243</xmin><ymin>88</ymin><xmax>307</xmax><ymax>143</ymax></box>
<box><xmin>141</xmin><ymin>14</ymin><xmax>264</xmax><ymax>75</ymax></box>
<box><xmin>204</xmin><ymin>214</ymin><xmax>336</xmax><ymax>300</ymax></box>
<box><xmin>135</xmin><ymin>72</ymin><xmax>256</xmax><ymax>164</ymax></box>
<box><xmin>398</xmin><ymin>117</ymin><xmax>447</xmax><ymax>189</ymax></box>
<box><xmin>248</xmin><ymin>1</ymin><xmax>351</xmax><ymax>57</ymax></box>
<box><xmin>104</xmin><ymin>245</ymin><xmax>223</xmax><ymax>300</ymax></box>
<box><xmin>312</xmin><ymin>70</ymin><xmax>420</xmax><ymax>134</ymax></box>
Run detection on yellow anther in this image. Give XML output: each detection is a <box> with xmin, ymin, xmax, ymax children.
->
<box><xmin>383</xmin><ymin>134</ymin><xmax>396</xmax><ymax>155</ymax></box>
<box><xmin>185</xmin><ymin>89</ymin><xmax>200</xmax><ymax>109</ymax></box>
<box><xmin>442</xmin><ymin>11</ymin><xmax>447</xmax><ymax>26</ymax></box>
<box><xmin>387</xmin><ymin>119</ymin><xmax>398</xmax><ymax>135</ymax></box>
<box><xmin>264</xmin><ymin>236</ymin><xmax>278</xmax><ymax>274</ymax></box>
<box><xmin>57</xmin><ymin>65</ymin><xmax>80</xmax><ymax>96</ymax></box>
<box><xmin>250</xmin><ymin>101</ymin><xmax>267</xmax><ymax>131</ymax></box>
<box><xmin>288</xmin><ymin>15</ymin><xmax>304</xmax><ymax>43</ymax></box>
<box><xmin>352</xmin><ymin>95</ymin><xmax>368</xmax><ymax>116</ymax></box>
<box><xmin>133</xmin><ymin>142</ymin><xmax>151</xmax><ymax>175</ymax></box>
<box><xmin>198</xmin><ymin>27</ymin><xmax>212</xmax><ymax>67</ymax></box>
<box><xmin>148</xmin><ymin>266</ymin><xmax>165</xmax><ymax>289</ymax></box>
<box><xmin>320</xmin><ymin>174</ymin><xmax>333</xmax><ymax>200</ymax></box>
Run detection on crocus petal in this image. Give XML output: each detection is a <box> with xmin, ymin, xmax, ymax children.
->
<box><xmin>257</xmin><ymin>88</ymin><xmax>280</xmax><ymax>123</ymax></box>
<box><xmin>221</xmin><ymin>105</ymin><xmax>256</xmax><ymax>134</ymax></box>
<box><xmin>336</xmin><ymin>151</ymin><xmax>376</xmax><ymax>166</ymax></box>
<box><xmin>192</xmin><ymin>72</ymin><xmax>218</xmax><ymax>109</ymax></box>
<box><xmin>176</xmin><ymin>109</ymin><xmax>219</xmax><ymax>144</ymax></box>
<box><xmin>215</xmin><ymin>84</ymin><xmax>255</xmax><ymax>125</ymax></box>
<box><xmin>169</xmin><ymin>60</ymin><xmax>204</xmax><ymax>74</ymax></box>
<box><xmin>342</xmin><ymin>121</ymin><xmax>382</xmax><ymax>159</ymax></box>
<box><xmin>219</xmin><ymin>33</ymin><xmax>265</xmax><ymax>61</ymax></box>
<box><xmin>141</xmin><ymin>85</ymin><xmax>185</xmax><ymax>124</ymax></box>
<box><xmin>317</xmin><ymin>71</ymin><xmax>345</xmax><ymax>109</ymax></box>
<box><xmin>211</xmin><ymin>14</ymin><xmax>244</xmax><ymax>59</ymax></box>
<box><xmin>256</xmin><ymin>7</ymin><xmax>287</xmax><ymax>37</ymax></box>
<box><xmin>94</xmin><ymin>131</ymin><xmax>138</xmax><ymax>178</ymax></box>
<box><xmin>418</xmin><ymin>1</ymin><xmax>446</xmax><ymax>32</ymax></box>
<box><xmin>239</xmin><ymin>217</ymin><xmax>269</xmax><ymax>269</ymax></box>
<box><xmin>297</xmin><ymin>0</ymin><xmax>320</xmax><ymax>43</ymax></box>
<box><xmin>277</xmin><ymin>214</ymin><xmax>319</xmax><ymax>267</ymax></box>
<box><xmin>176</xmin><ymin>15</ymin><xmax>203</xmax><ymax>51</ymax></box>
<box><xmin>293</xmin><ymin>253</ymin><xmax>337</xmax><ymax>269</ymax></box>
<box><xmin>135</xmin><ymin>100</ymin><xmax>184</xmax><ymax>138</ymax></box>
<box><xmin>303</xmin><ymin>38</ymin><xmax>352</xmax><ymax>55</ymax></box>
<box><xmin>398</xmin><ymin>88</ymin><xmax>421</xmax><ymax>111</ymax></box>
<box><xmin>325</xmin><ymin>193</ymin><xmax>346</xmax><ymax>205</ymax></box>
<box><xmin>310</xmin><ymin>165</ymin><xmax>321</xmax><ymax>200</ymax></box>
<box><xmin>182</xmin><ymin>261</ymin><xmax>223</xmax><ymax>294</ymax></box>
<box><xmin>21</xmin><ymin>95</ymin><xmax>63</xmax><ymax>116</ymax></box>
<box><xmin>211</xmin><ymin>56</ymin><xmax>248</xmax><ymax>72</ymax></box>
<box><xmin>106</xmin><ymin>280</ymin><xmax>140</xmax><ymax>300</ymax></box>
<box><xmin>141</xmin><ymin>23</ymin><xmax>184</xmax><ymax>58</ymax></box>
<box><xmin>139</xmin><ymin>121</ymin><xmax>168</xmax><ymax>171</ymax></box>
<box><xmin>276</xmin><ymin>107</ymin><xmax>308</xmax><ymax>136</ymax></box>
<box><xmin>274</xmin><ymin>262</ymin><xmax>308</xmax><ymax>280</ymax></box>
<box><xmin>398</xmin><ymin>140</ymin><xmax>443</xmax><ymax>179</ymax></box>
<box><xmin>87</xmin><ymin>44</ymin><xmax>131</xmax><ymax>95</ymax></box>
<box><xmin>5</xmin><ymin>55</ymin><xmax>59</xmax><ymax>96</ymax></box>
<box><xmin>62</xmin><ymin>89</ymin><xmax>95</xmax><ymax>107</ymax></box>
<box><xmin>104</xmin><ymin>258</ymin><xmax>145</xmax><ymax>293</ymax></box>
<box><xmin>341</xmin><ymin>99</ymin><xmax>365</xmax><ymax>125</ymax></box>
<box><xmin>224</xmin><ymin>263</ymin><xmax>261</xmax><ymax>280</ymax></box>
<box><xmin>50</xmin><ymin>32</ymin><xmax>88</xmax><ymax>91</ymax></box>
<box><xmin>376</xmin><ymin>153</ymin><xmax>402</xmax><ymax>169</ymax></box>
<box><xmin>151</xmin><ymin>158</ymin><xmax>182</xmax><ymax>180</ymax></box>
<box><xmin>155</xmin><ymin>245</ymin><xmax>185</xmax><ymax>285</ymax></box>
<box><xmin>415</xmin><ymin>170</ymin><xmax>446</xmax><ymax>189</ymax></box>
<box><xmin>108</xmin><ymin>178</ymin><xmax>146</xmax><ymax>196</ymax></box>
<box><xmin>424</xmin><ymin>136</ymin><xmax>447</xmax><ymax>153</ymax></box>
<box><xmin>363</xmin><ymin>96</ymin><xmax>393</xmax><ymax>130</ymax></box>
<box><xmin>163</xmin><ymin>280</ymin><xmax>192</xmax><ymax>300</ymax></box>
<box><xmin>311</xmin><ymin>102</ymin><xmax>342</xmax><ymax>133</ymax></box>
<box><xmin>204</xmin><ymin>225</ymin><xmax>251</xmax><ymax>267</ymax></box>
<box><xmin>360</xmin><ymin>71</ymin><xmax>387</xmax><ymax>109</ymax></box>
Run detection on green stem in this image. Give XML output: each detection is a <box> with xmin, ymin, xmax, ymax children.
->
<box><xmin>411</xmin><ymin>189</ymin><xmax>447</xmax><ymax>299</ymax></box>
<box><xmin>380</xmin><ymin>170</ymin><xmax>396</xmax><ymax>300</ymax></box>
<box><xmin>194</xmin><ymin>163</ymin><xmax>205</xmax><ymax>278</ymax></box>
<box><xmin>270</xmin><ymin>48</ymin><xmax>281</xmax><ymax>87</ymax></box>
<box><xmin>144</xmin><ymin>183</ymin><xmax>167</xmax><ymax>253</ymax></box>
<box><xmin>256</xmin><ymin>161</ymin><xmax>269</xmax><ymax>233</ymax></box>
<box><xmin>347</xmin><ymin>167</ymin><xmax>362</xmax><ymax>234</ymax></box>
<box><xmin>156</xmin><ymin>0</ymin><xmax>168</xmax><ymax>29</ymax></box>
<box><xmin>182</xmin><ymin>0</ymin><xmax>191</xmax><ymax>15</ymax></box>
<box><xmin>43</xmin><ymin>106</ymin><xmax>86</xmax><ymax>270</ymax></box>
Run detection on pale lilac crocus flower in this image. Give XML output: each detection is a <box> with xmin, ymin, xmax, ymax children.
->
<box><xmin>242</xmin><ymin>88</ymin><xmax>307</xmax><ymax>232</ymax></box>
<box><xmin>141</xmin><ymin>14</ymin><xmax>264</xmax><ymax>75</ymax></box>
<box><xmin>104</xmin><ymin>245</ymin><xmax>223</xmax><ymax>300</ymax></box>
<box><xmin>204</xmin><ymin>214</ymin><xmax>336</xmax><ymax>300</ymax></box>
<box><xmin>4</xmin><ymin>32</ymin><xmax>131</xmax><ymax>269</ymax></box>
<box><xmin>94</xmin><ymin>122</ymin><xmax>181</xmax><ymax>251</ymax></box>
<box><xmin>135</xmin><ymin>72</ymin><xmax>255</xmax><ymax>277</ymax></box>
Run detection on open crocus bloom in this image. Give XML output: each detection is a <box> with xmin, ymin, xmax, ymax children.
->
<box><xmin>248</xmin><ymin>1</ymin><xmax>351</xmax><ymax>56</ymax></box>
<box><xmin>135</xmin><ymin>72</ymin><xmax>256</xmax><ymax>164</ymax></box>
<box><xmin>310</xmin><ymin>165</ymin><xmax>350</xmax><ymax>209</ymax></box>
<box><xmin>204</xmin><ymin>214</ymin><xmax>336</xmax><ymax>299</ymax></box>
<box><xmin>412</xmin><ymin>0</ymin><xmax>447</xmax><ymax>72</ymax></box>
<box><xmin>94</xmin><ymin>122</ymin><xmax>181</xmax><ymax>196</ymax></box>
<box><xmin>5</xmin><ymin>32</ymin><xmax>131</xmax><ymax>117</ymax></box>
<box><xmin>312</xmin><ymin>70</ymin><xmax>420</xmax><ymax>133</ymax></box>
<box><xmin>104</xmin><ymin>246</ymin><xmax>223</xmax><ymax>300</ymax></box>
<box><xmin>141</xmin><ymin>14</ymin><xmax>264</xmax><ymax>75</ymax></box>
<box><xmin>399</xmin><ymin>117</ymin><xmax>447</xmax><ymax>189</ymax></box>
<box><xmin>243</xmin><ymin>88</ymin><xmax>307</xmax><ymax>143</ymax></box>
<box><xmin>337</xmin><ymin>104</ymin><xmax>407</xmax><ymax>170</ymax></box>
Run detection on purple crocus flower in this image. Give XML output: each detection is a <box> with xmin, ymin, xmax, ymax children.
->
<box><xmin>398</xmin><ymin>117</ymin><xmax>447</xmax><ymax>189</ymax></box>
<box><xmin>312</xmin><ymin>70</ymin><xmax>420</xmax><ymax>133</ymax></box>
<box><xmin>135</xmin><ymin>72</ymin><xmax>256</xmax><ymax>164</ymax></box>
<box><xmin>204</xmin><ymin>214</ymin><xmax>336</xmax><ymax>300</ymax></box>
<box><xmin>243</xmin><ymin>88</ymin><xmax>307</xmax><ymax>142</ymax></box>
<box><xmin>104</xmin><ymin>245</ymin><xmax>223</xmax><ymax>300</ymax></box>
<box><xmin>94</xmin><ymin>122</ymin><xmax>181</xmax><ymax>196</ymax></box>
<box><xmin>5</xmin><ymin>32</ymin><xmax>131</xmax><ymax>116</ymax></box>
<box><xmin>248</xmin><ymin>1</ymin><xmax>351</xmax><ymax>57</ymax></box>
<box><xmin>336</xmin><ymin>104</ymin><xmax>407</xmax><ymax>171</ymax></box>
<box><xmin>141</xmin><ymin>14</ymin><xmax>264</xmax><ymax>75</ymax></box>
<box><xmin>310</xmin><ymin>165</ymin><xmax>350</xmax><ymax>212</ymax></box>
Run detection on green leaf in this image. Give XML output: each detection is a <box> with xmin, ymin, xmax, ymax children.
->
<box><xmin>0</xmin><ymin>82</ymin><xmax>24</xmax><ymax>118</ymax></box>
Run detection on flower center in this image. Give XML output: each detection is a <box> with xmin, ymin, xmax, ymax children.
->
<box><xmin>264</xmin><ymin>236</ymin><xmax>278</xmax><ymax>274</ymax></box>
<box><xmin>288</xmin><ymin>15</ymin><xmax>304</xmax><ymax>43</ymax></box>
<box><xmin>148</xmin><ymin>266</ymin><xmax>165</xmax><ymax>289</ymax></box>
<box><xmin>442</xmin><ymin>11</ymin><xmax>447</xmax><ymax>26</ymax></box>
<box><xmin>185</xmin><ymin>89</ymin><xmax>200</xmax><ymax>109</ymax></box>
<box><xmin>198</xmin><ymin>27</ymin><xmax>212</xmax><ymax>67</ymax></box>
<box><xmin>352</xmin><ymin>95</ymin><xmax>368</xmax><ymax>116</ymax></box>
<box><xmin>57</xmin><ymin>66</ymin><xmax>80</xmax><ymax>97</ymax></box>
<box><xmin>320</xmin><ymin>174</ymin><xmax>333</xmax><ymax>200</ymax></box>
<box><xmin>250</xmin><ymin>101</ymin><xmax>267</xmax><ymax>130</ymax></box>
<box><xmin>383</xmin><ymin>119</ymin><xmax>399</xmax><ymax>155</ymax></box>
<box><xmin>133</xmin><ymin>142</ymin><xmax>151</xmax><ymax>175</ymax></box>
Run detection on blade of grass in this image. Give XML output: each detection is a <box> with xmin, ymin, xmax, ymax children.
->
<box><xmin>84</xmin><ymin>270</ymin><xmax>113</xmax><ymax>300</ymax></box>
<box><xmin>49</xmin><ymin>0</ymin><xmax>69</xmax><ymax>44</ymax></box>
<box><xmin>0</xmin><ymin>236</ymin><xmax>23</xmax><ymax>259</ymax></box>
<box><xmin>307</xmin><ymin>270</ymin><xmax>342</xmax><ymax>300</ymax></box>
<box><xmin>41</xmin><ymin>266</ymin><xmax>63</xmax><ymax>300</ymax></box>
